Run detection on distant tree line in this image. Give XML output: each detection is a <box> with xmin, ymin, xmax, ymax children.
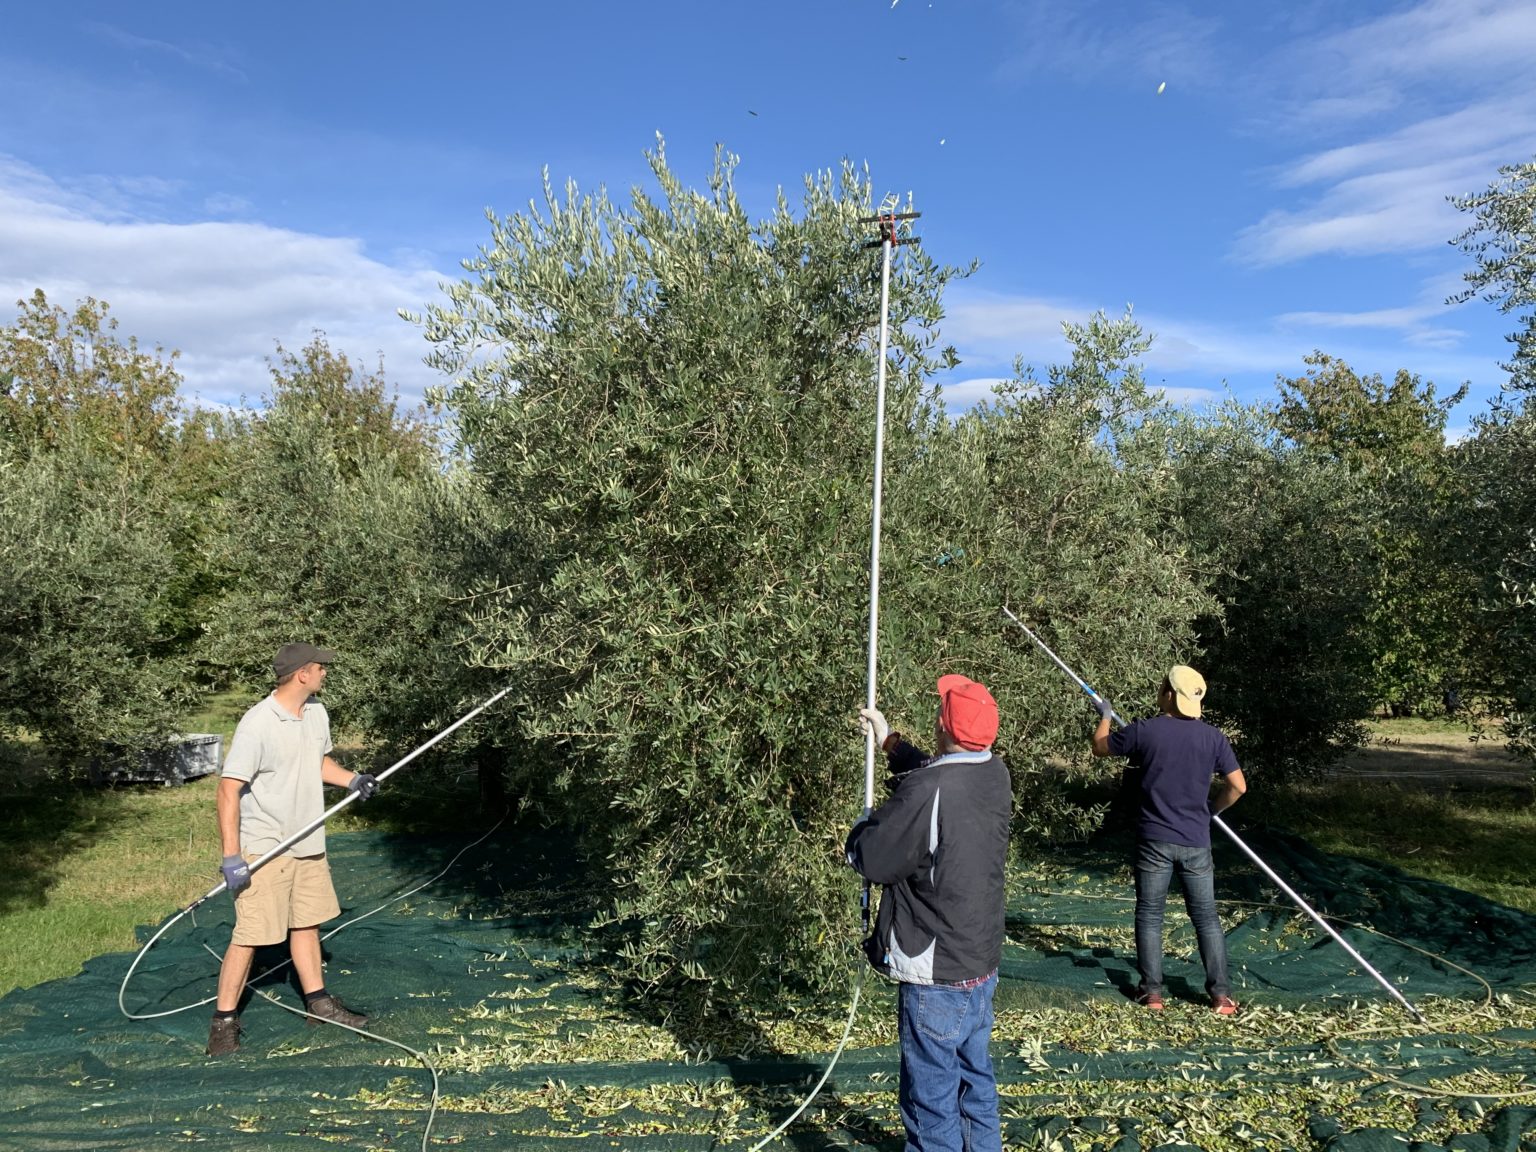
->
<box><xmin>2</xmin><ymin>146</ymin><xmax>1531</xmax><ymax>997</ymax></box>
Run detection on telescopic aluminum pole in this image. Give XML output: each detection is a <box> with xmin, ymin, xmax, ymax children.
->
<box><xmin>1000</xmin><ymin>607</ymin><xmax>1425</xmax><ymax>1024</ymax></box>
<box><xmin>864</xmin><ymin>232</ymin><xmax>895</xmax><ymax>820</ymax></box>
<box><xmin>857</xmin><ymin>220</ymin><xmax>896</xmax><ymax>936</ymax></box>
<box><xmin>179</xmin><ymin>686</ymin><xmax>514</xmax><ymax>914</ymax></box>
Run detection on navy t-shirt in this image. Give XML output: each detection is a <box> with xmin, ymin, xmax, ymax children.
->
<box><xmin>1108</xmin><ymin>714</ymin><xmax>1240</xmax><ymax>848</ymax></box>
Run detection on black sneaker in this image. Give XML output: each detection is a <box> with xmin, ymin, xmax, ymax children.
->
<box><xmin>206</xmin><ymin>1015</ymin><xmax>241</xmax><ymax>1057</ymax></box>
<box><xmin>304</xmin><ymin>994</ymin><xmax>368</xmax><ymax>1029</ymax></box>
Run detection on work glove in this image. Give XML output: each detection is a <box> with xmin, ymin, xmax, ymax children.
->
<box><xmin>221</xmin><ymin>855</ymin><xmax>251</xmax><ymax>895</ymax></box>
<box><xmin>347</xmin><ymin>772</ymin><xmax>379</xmax><ymax>801</ymax></box>
<box><xmin>1092</xmin><ymin>695</ymin><xmax>1114</xmax><ymax>720</ymax></box>
<box><xmin>858</xmin><ymin>707</ymin><xmax>890</xmax><ymax>748</ymax></box>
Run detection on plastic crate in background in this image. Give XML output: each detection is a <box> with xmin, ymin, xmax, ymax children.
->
<box><xmin>90</xmin><ymin>733</ymin><xmax>223</xmax><ymax>786</ymax></box>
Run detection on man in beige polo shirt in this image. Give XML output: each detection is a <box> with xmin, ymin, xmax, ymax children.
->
<box><xmin>207</xmin><ymin>642</ymin><xmax>379</xmax><ymax>1057</ymax></box>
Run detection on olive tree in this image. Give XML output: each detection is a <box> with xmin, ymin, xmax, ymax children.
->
<box><xmin>1170</xmin><ymin>403</ymin><xmax>1377</xmax><ymax>781</ymax></box>
<box><xmin>0</xmin><ymin>293</ymin><xmax>196</xmax><ymax>770</ymax></box>
<box><xmin>1272</xmin><ymin>353</ymin><xmax>1469</xmax><ymax>713</ymax></box>
<box><xmin>1448</xmin><ymin>396</ymin><xmax>1536</xmax><ymax>763</ymax></box>
<box><xmin>199</xmin><ymin>337</ymin><xmax>478</xmax><ymax>756</ymax></box>
<box><xmin>413</xmin><ymin>145</ymin><xmax>1217</xmax><ymax>997</ymax></box>
<box><xmin>1451</xmin><ymin>159</ymin><xmax>1536</xmax><ymax>393</ymax></box>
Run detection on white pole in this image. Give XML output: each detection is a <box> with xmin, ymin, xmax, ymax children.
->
<box><xmin>1000</xmin><ymin>608</ymin><xmax>1425</xmax><ymax>1023</ymax></box>
<box><xmin>864</xmin><ymin>226</ymin><xmax>895</xmax><ymax>818</ymax></box>
<box><xmin>182</xmin><ymin>686</ymin><xmax>514</xmax><ymax>912</ymax></box>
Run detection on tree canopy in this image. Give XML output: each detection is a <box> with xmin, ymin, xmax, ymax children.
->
<box><xmin>1451</xmin><ymin>158</ymin><xmax>1536</xmax><ymax>393</ymax></box>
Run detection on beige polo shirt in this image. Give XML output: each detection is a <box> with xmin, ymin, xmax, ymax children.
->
<box><xmin>221</xmin><ymin>694</ymin><xmax>333</xmax><ymax>857</ymax></box>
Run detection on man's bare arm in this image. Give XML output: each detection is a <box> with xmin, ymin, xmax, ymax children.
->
<box><xmin>217</xmin><ymin>777</ymin><xmax>244</xmax><ymax>857</ymax></box>
<box><xmin>1091</xmin><ymin>714</ymin><xmax>1113</xmax><ymax>757</ymax></box>
<box><xmin>321</xmin><ymin>754</ymin><xmax>354</xmax><ymax>789</ymax></box>
<box><xmin>1211</xmin><ymin>769</ymin><xmax>1247</xmax><ymax>814</ymax></box>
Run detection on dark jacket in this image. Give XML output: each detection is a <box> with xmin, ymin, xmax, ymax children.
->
<box><xmin>845</xmin><ymin>738</ymin><xmax>1012</xmax><ymax>985</ymax></box>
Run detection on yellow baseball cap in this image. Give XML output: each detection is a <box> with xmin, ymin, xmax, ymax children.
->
<box><xmin>1167</xmin><ymin>665</ymin><xmax>1206</xmax><ymax>718</ymax></box>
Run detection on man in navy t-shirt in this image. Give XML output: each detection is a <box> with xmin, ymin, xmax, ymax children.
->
<box><xmin>1091</xmin><ymin>665</ymin><xmax>1247</xmax><ymax>1014</ymax></box>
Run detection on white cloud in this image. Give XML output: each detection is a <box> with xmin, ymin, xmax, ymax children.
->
<box><xmin>994</xmin><ymin>1</ymin><xmax>1223</xmax><ymax>88</ymax></box>
<box><xmin>1156</xmin><ymin>385</ymin><xmax>1225</xmax><ymax>407</ymax></box>
<box><xmin>943</xmin><ymin>288</ymin><xmax>1299</xmax><ymax>383</ymax></box>
<box><xmin>1403</xmin><ymin>328</ymin><xmax>1466</xmax><ymax>351</ymax></box>
<box><xmin>1278</xmin><ymin>304</ymin><xmax>1440</xmax><ymax>330</ymax></box>
<box><xmin>939</xmin><ymin>284</ymin><xmax>1500</xmax><ymax>402</ymax></box>
<box><xmin>942</xmin><ymin>288</ymin><xmax>1080</xmax><ymax>364</ymax></box>
<box><xmin>203</xmin><ymin>192</ymin><xmax>254</xmax><ymax>217</ymax></box>
<box><xmin>1234</xmin><ymin>147</ymin><xmax>1518</xmax><ymax>265</ymax></box>
<box><xmin>1278</xmin><ymin>102</ymin><xmax>1535</xmax><ymax>189</ymax></box>
<box><xmin>1312</xmin><ymin>0</ymin><xmax>1536</xmax><ymax>87</ymax></box>
<box><xmin>936</xmin><ymin>374</ymin><xmax>1219</xmax><ymax>413</ymax></box>
<box><xmin>1235</xmin><ymin>1</ymin><xmax>1536</xmax><ymax>266</ymax></box>
<box><xmin>83</xmin><ymin>21</ymin><xmax>248</xmax><ymax>83</ymax></box>
<box><xmin>1275</xmin><ymin>268</ymin><xmax>1477</xmax><ymax>352</ymax></box>
<box><xmin>0</xmin><ymin>155</ymin><xmax>448</xmax><ymax>408</ymax></box>
<box><xmin>936</xmin><ymin>376</ymin><xmax>1011</xmax><ymax>409</ymax></box>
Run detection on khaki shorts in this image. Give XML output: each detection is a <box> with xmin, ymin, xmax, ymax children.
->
<box><xmin>231</xmin><ymin>853</ymin><xmax>341</xmax><ymax>946</ymax></box>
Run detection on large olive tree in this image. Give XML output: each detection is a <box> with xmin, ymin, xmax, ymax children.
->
<box><xmin>413</xmin><ymin>146</ymin><xmax>1216</xmax><ymax>997</ymax></box>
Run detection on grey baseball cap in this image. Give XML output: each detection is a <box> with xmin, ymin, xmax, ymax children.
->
<box><xmin>273</xmin><ymin>642</ymin><xmax>337</xmax><ymax>680</ymax></box>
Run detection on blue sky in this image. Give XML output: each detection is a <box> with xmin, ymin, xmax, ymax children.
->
<box><xmin>3</xmin><ymin>1</ymin><xmax>1533</xmax><ymax>435</ymax></box>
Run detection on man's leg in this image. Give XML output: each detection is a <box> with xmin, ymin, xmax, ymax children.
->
<box><xmin>1175</xmin><ymin>846</ymin><xmax>1230</xmax><ymax>998</ymax></box>
<box><xmin>289</xmin><ymin>926</ymin><xmax>325</xmax><ymax>995</ymax></box>
<box><xmin>1133</xmin><ymin>840</ymin><xmax>1176</xmax><ymax>998</ymax></box>
<box><xmin>898</xmin><ymin>982</ymin><xmax>967</xmax><ymax>1152</ymax></box>
<box><xmin>209</xmin><ymin>856</ymin><xmax>292</xmax><ymax>1056</ymax></box>
<box><xmin>955</xmin><ymin>973</ymin><xmax>1002</xmax><ymax>1152</ymax></box>
<box><xmin>215</xmin><ymin>943</ymin><xmax>256</xmax><ymax>1013</ymax></box>
<box><xmin>213</xmin><ymin>857</ymin><xmax>291</xmax><ymax>1015</ymax></box>
<box><xmin>288</xmin><ymin>856</ymin><xmax>368</xmax><ymax>1030</ymax></box>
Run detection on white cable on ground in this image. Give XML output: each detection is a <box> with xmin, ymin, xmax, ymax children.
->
<box><xmin>742</xmin><ymin>966</ymin><xmax>865</xmax><ymax>1152</ymax></box>
<box><xmin>120</xmin><ymin>814</ymin><xmax>508</xmax><ymax>1152</ymax></box>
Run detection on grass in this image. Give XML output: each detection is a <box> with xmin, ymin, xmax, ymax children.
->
<box><xmin>1276</xmin><ymin>780</ymin><xmax>1536</xmax><ymax>913</ymax></box>
<box><xmin>0</xmin><ymin>687</ymin><xmax>382</xmax><ymax>997</ymax></box>
<box><xmin>1262</xmin><ymin>717</ymin><xmax>1536</xmax><ymax>913</ymax></box>
<box><xmin>0</xmin><ymin>774</ymin><xmax>224</xmax><ymax>995</ymax></box>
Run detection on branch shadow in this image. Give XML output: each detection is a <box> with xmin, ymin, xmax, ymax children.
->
<box><xmin>0</xmin><ymin>748</ymin><xmax>166</xmax><ymax>916</ymax></box>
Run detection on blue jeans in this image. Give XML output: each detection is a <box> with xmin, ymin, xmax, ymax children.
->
<box><xmin>897</xmin><ymin>972</ymin><xmax>1002</xmax><ymax>1152</ymax></box>
<box><xmin>1134</xmin><ymin>839</ymin><xmax>1230</xmax><ymax>998</ymax></box>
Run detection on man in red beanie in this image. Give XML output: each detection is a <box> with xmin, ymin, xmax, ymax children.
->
<box><xmin>846</xmin><ymin>675</ymin><xmax>1012</xmax><ymax>1152</ymax></box>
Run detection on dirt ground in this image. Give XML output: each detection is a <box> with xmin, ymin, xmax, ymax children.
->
<box><xmin>1335</xmin><ymin>722</ymin><xmax>1529</xmax><ymax>789</ymax></box>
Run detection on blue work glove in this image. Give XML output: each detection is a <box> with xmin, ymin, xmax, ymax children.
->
<box><xmin>221</xmin><ymin>854</ymin><xmax>251</xmax><ymax>894</ymax></box>
<box><xmin>1092</xmin><ymin>696</ymin><xmax>1114</xmax><ymax>720</ymax></box>
<box><xmin>347</xmin><ymin>772</ymin><xmax>379</xmax><ymax>801</ymax></box>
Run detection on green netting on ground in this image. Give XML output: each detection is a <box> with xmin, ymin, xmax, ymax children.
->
<box><xmin>2</xmin><ymin>820</ymin><xmax>1536</xmax><ymax>1151</ymax></box>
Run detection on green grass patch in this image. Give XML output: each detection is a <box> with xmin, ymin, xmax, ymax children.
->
<box><xmin>0</xmin><ymin>773</ymin><xmax>222</xmax><ymax>995</ymax></box>
<box><xmin>180</xmin><ymin>686</ymin><xmax>256</xmax><ymax>746</ymax></box>
<box><xmin>1257</xmin><ymin>777</ymin><xmax>1536</xmax><ymax>914</ymax></box>
<box><xmin>1362</xmin><ymin>715</ymin><xmax>1483</xmax><ymax>739</ymax></box>
<box><xmin>0</xmin><ymin>700</ymin><xmax>382</xmax><ymax>996</ymax></box>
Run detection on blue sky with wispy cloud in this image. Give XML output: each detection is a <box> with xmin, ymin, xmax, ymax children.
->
<box><xmin>2</xmin><ymin>0</ymin><xmax>1531</xmax><ymax>435</ymax></box>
